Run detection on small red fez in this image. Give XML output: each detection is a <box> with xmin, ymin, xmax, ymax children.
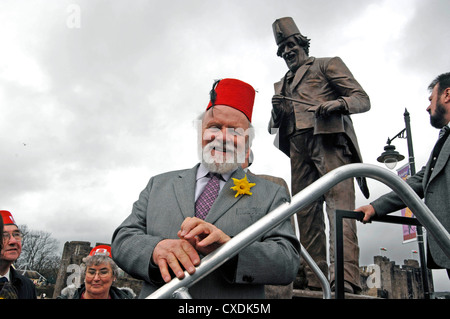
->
<box><xmin>0</xmin><ymin>210</ymin><xmax>17</xmax><ymax>226</ymax></box>
<box><xmin>207</xmin><ymin>78</ymin><xmax>255</xmax><ymax>122</ymax></box>
<box><xmin>89</xmin><ymin>245</ymin><xmax>112</xmax><ymax>258</ymax></box>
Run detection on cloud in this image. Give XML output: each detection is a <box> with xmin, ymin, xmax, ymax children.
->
<box><xmin>397</xmin><ymin>0</ymin><xmax>450</xmax><ymax>76</ymax></box>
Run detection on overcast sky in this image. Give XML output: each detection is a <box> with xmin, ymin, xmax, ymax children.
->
<box><xmin>1</xmin><ymin>0</ymin><xmax>449</xmax><ymax>292</ymax></box>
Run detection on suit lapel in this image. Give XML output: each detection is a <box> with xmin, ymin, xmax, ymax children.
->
<box><xmin>427</xmin><ymin>137</ymin><xmax>450</xmax><ymax>185</ymax></box>
<box><xmin>204</xmin><ymin>167</ymin><xmax>247</xmax><ymax>224</ymax></box>
<box><xmin>274</xmin><ymin>80</ymin><xmax>283</xmax><ymax>95</ymax></box>
<box><xmin>290</xmin><ymin>57</ymin><xmax>314</xmax><ymax>92</ymax></box>
<box><xmin>173</xmin><ymin>165</ymin><xmax>198</xmax><ymax>219</ymax></box>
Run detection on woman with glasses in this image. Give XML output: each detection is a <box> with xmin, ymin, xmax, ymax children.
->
<box><xmin>58</xmin><ymin>245</ymin><xmax>135</xmax><ymax>299</ymax></box>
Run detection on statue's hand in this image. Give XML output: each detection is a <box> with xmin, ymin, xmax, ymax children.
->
<box><xmin>315</xmin><ymin>100</ymin><xmax>344</xmax><ymax>117</ymax></box>
<box><xmin>272</xmin><ymin>94</ymin><xmax>287</xmax><ymax>114</ymax></box>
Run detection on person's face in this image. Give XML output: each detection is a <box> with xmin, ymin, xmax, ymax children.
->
<box><xmin>427</xmin><ymin>84</ymin><xmax>450</xmax><ymax>128</ymax></box>
<box><xmin>84</xmin><ymin>263</ymin><xmax>115</xmax><ymax>298</ymax></box>
<box><xmin>278</xmin><ymin>36</ymin><xmax>308</xmax><ymax>72</ymax></box>
<box><xmin>201</xmin><ymin>105</ymin><xmax>250</xmax><ymax>173</ymax></box>
<box><xmin>1</xmin><ymin>225</ymin><xmax>22</xmax><ymax>263</ymax></box>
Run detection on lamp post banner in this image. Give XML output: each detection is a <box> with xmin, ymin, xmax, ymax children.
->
<box><xmin>397</xmin><ymin>163</ymin><xmax>417</xmax><ymax>243</ymax></box>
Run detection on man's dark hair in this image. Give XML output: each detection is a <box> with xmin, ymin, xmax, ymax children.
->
<box><xmin>428</xmin><ymin>72</ymin><xmax>450</xmax><ymax>95</ymax></box>
<box><xmin>277</xmin><ymin>34</ymin><xmax>311</xmax><ymax>57</ymax></box>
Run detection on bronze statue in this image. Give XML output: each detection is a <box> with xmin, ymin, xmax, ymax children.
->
<box><xmin>268</xmin><ymin>17</ymin><xmax>371</xmax><ymax>293</ymax></box>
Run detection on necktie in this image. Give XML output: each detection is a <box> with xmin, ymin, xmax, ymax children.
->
<box><xmin>439</xmin><ymin>125</ymin><xmax>450</xmax><ymax>139</ymax></box>
<box><xmin>195</xmin><ymin>174</ymin><xmax>221</xmax><ymax>220</ymax></box>
<box><xmin>434</xmin><ymin>126</ymin><xmax>450</xmax><ymax>154</ymax></box>
<box><xmin>0</xmin><ymin>277</ymin><xmax>8</xmax><ymax>283</ymax></box>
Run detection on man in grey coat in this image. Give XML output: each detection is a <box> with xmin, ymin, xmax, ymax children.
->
<box><xmin>357</xmin><ymin>72</ymin><xmax>450</xmax><ymax>277</ymax></box>
<box><xmin>111</xmin><ymin>78</ymin><xmax>300</xmax><ymax>299</ymax></box>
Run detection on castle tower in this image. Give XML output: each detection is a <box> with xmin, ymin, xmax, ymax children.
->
<box><xmin>52</xmin><ymin>241</ymin><xmax>91</xmax><ymax>298</ymax></box>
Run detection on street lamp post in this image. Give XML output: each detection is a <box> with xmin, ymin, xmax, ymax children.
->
<box><xmin>376</xmin><ymin>108</ymin><xmax>432</xmax><ymax>299</ymax></box>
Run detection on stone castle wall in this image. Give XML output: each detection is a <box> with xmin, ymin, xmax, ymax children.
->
<box><xmin>359</xmin><ymin>255</ymin><xmax>433</xmax><ymax>299</ymax></box>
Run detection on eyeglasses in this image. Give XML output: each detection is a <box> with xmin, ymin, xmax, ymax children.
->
<box><xmin>2</xmin><ymin>231</ymin><xmax>23</xmax><ymax>242</ymax></box>
<box><xmin>85</xmin><ymin>268</ymin><xmax>111</xmax><ymax>279</ymax></box>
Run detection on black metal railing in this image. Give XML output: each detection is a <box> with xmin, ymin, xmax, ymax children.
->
<box><xmin>334</xmin><ymin>209</ymin><xmax>428</xmax><ymax>299</ymax></box>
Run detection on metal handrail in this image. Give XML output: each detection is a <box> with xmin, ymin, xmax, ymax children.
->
<box><xmin>147</xmin><ymin>163</ymin><xmax>450</xmax><ymax>299</ymax></box>
<box><xmin>172</xmin><ymin>216</ymin><xmax>332</xmax><ymax>299</ymax></box>
<box><xmin>293</xmin><ymin>214</ymin><xmax>331</xmax><ymax>299</ymax></box>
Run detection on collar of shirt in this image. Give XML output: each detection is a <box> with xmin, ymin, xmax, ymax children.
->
<box><xmin>0</xmin><ymin>268</ymin><xmax>11</xmax><ymax>282</ymax></box>
<box><xmin>195</xmin><ymin>163</ymin><xmax>236</xmax><ymax>201</ymax></box>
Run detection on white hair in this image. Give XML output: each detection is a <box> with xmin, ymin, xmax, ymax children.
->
<box><xmin>195</xmin><ymin>110</ymin><xmax>255</xmax><ymax>173</ymax></box>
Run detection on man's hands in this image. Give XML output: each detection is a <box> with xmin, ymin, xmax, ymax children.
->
<box><xmin>178</xmin><ymin>217</ymin><xmax>231</xmax><ymax>256</ymax></box>
<box><xmin>354</xmin><ymin>204</ymin><xmax>377</xmax><ymax>224</ymax></box>
<box><xmin>271</xmin><ymin>94</ymin><xmax>289</xmax><ymax>115</ymax></box>
<box><xmin>313</xmin><ymin>100</ymin><xmax>345</xmax><ymax>117</ymax></box>
<box><xmin>152</xmin><ymin>239</ymin><xmax>200</xmax><ymax>283</ymax></box>
<box><xmin>152</xmin><ymin>217</ymin><xmax>230</xmax><ymax>283</ymax></box>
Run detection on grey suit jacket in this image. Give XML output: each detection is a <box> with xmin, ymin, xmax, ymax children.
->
<box><xmin>372</xmin><ymin>134</ymin><xmax>450</xmax><ymax>268</ymax></box>
<box><xmin>111</xmin><ymin>165</ymin><xmax>300</xmax><ymax>298</ymax></box>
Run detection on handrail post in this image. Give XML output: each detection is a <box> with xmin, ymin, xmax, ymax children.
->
<box><xmin>334</xmin><ymin>210</ymin><xmax>345</xmax><ymax>299</ymax></box>
<box><xmin>293</xmin><ymin>214</ymin><xmax>331</xmax><ymax>299</ymax></box>
<box><xmin>172</xmin><ymin>287</ymin><xmax>193</xmax><ymax>299</ymax></box>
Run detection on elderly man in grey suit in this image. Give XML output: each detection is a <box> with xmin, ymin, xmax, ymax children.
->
<box><xmin>111</xmin><ymin>78</ymin><xmax>300</xmax><ymax>299</ymax></box>
<box><xmin>357</xmin><ymin>72</ymin><xmax>450</xmax><ymax>277</ymax></box>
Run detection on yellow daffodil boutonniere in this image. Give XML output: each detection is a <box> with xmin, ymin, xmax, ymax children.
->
<box><xmin>230</xmin><ymin>174</ymin><xmax>256</xmax><ymax>197</ymax></box>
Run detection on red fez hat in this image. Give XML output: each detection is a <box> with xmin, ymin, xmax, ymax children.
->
<box><xmin>207</xmin><ymin>78</ymin><xmax>255</xmax><ymax>122</ymax></box>
<box><xmin>0</xmin><ymin>210</ymin><xmax>17</xmax><ymax>226</ymax></box>
<box><xmin>89</xmin><ymin>245</ymin><xmax>112</xmax><ymax>258</ymax></box>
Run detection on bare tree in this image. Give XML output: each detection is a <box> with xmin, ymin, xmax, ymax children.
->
<box><xmin>15</xmin><ymin>224</ymin><xmax>61</xmax><ymax>283</ymax></box>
